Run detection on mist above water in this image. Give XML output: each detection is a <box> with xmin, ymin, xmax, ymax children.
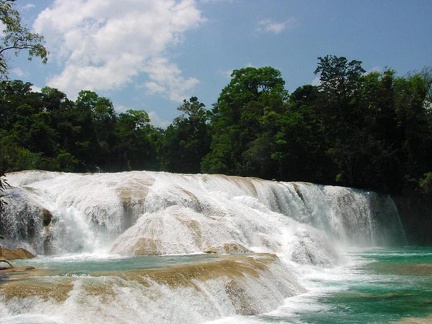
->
<box><xmin>0</xmin><ymin>170</ymin><xmax>407</xmax><ymax>323</ymax></box>
<box><xmin>2</xmin><ymin>170</ymin><xmax>404</xmax><ymax>257</ymax></box>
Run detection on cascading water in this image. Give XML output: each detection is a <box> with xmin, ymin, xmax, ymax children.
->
<box><xmin>0</xmin><ymin>170</ymin><xmax>408</xmax><ymax>323</ymax></box>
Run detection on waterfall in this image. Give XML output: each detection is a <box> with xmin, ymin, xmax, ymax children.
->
<box><xmin>1</xmin><ymin>170</ymin><xmax>405</xmax><ymax>257</ymax></box>
<box><xmin>0</xmin><ymin>170</ymin><xmax>407</xmax><ymax>323</ymax></box>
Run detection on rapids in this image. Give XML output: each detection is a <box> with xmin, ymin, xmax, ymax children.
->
<box><xmin>0</xmin><ymin>170</ymin><xmax>407</xmax><ymax>323</ymax></box>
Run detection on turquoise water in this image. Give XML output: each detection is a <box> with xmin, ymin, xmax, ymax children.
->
<box><xmin>260</xmin><ymin>247</ymin><xmax>432</xmax><ymax>323</ymax></box>
<box><xmin>11</xmin><ymin>253</ymin><xmax>221</xmax><ymax>275</ymax></box>
<box><xmin>6</xmin><ymin>248</ymin><xmax>432</xmax><ymax>323</ymax></box>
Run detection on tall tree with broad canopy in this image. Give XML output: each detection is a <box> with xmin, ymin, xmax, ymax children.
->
<box><xmin>113</xmin><ymin>109</ymin><xmax>161</xmax><ymax>171</ymax></box>
<box><xmin>272</xmin><ymin>84</ymin><xmax>337</xmax><ymax>183</ymax></box>
<box><xmin>202</xmin><ymin>66</ymin><xmax>288</xmax><ymax>178</ymax></box>
<box><xmin>160</xmin><ymin>96</ymin><xmax>210</xmax><ymax>173</ymax></box>
<box><xmin>314</xmin><ymin>55</ymin><xmax>365</xmax><ymax>112</ymax></box>
<box><xmin>75</xmin><ymin>90</ymin><xmax>117</xmax><ymax>168</ymax></box>
<box><xmin>314</xmin><ymin>55</ymin><xmax>368</xmax><ymax>187</ymax></box>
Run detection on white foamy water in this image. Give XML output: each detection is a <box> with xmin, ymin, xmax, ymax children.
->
<box><xmin>0</xmin><ymin>170</ymin><xmax>406</xmax><ymax>323</ymax></box>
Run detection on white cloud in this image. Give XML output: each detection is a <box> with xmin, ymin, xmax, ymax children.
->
<box><xmin>22</xmin><ymin>4</ymin><xmax>36</xmax><ymax>10</ymax></box>
<box><xmin>114</xmin><ymin>104</ymin><xmax>130</xmax><ymax>114</ymax></box>
<box><xmin>220</xmin><ymin>63</ymin><xmax>258</xmax><ymax>80</ymax></box>
<box><xmin>143</xmin><ymin>56</ymin><xmax>199</xmax><ymax>101</ymax></box>
<box><xmin>257</xmin><ymin>18</ymin><xmax>298</xmax><ymax>34</ymax></box>
<box><xmin>311</xmin><ymin>76</ymin><xmax>321</xmax><ymax>87</ymax></box>
<box><xmin>11</xmin><ymin>67</ymin><xmax>28</xmax><ymax>78</ymax></box>
<box><xmin>199</xmin><ymin>0</ymin><xmax>233</xmax><ymax>3</ymax></box>
<box><xmin>148</xmin><ymin>111</ymin><xmax>171</xmax><ymax>128</ymax></box>
<box><xmin>30</xmin><ymin>84</ymin><xmax>42</xmax><ymax>93</ymax></box>
<box><xmin>220</xmin><ymin>69</ymin><xmax>233</xmax><ymax>79</ymax></box>
<box><xmin>366</xmin><ymin>66</ymin><xmax>382</xmax><ymax>74</ymax></box>
<box><xmin>33</xmin><ymin>0</ymin><xmax>204</xmax><ymax>100</ymax></box>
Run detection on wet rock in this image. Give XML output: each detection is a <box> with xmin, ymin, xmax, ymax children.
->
<box><xmin>204</xmin><ymin>242</ymin><xmax>252</xmax><ymax>254</ymax></box>
<box><xmin>41</xmin><ymin>208</ymin><xmax>53</xmax><ymax>227</ymax></box>
<box><xmin>0</xmin><ymin>258</ymin><xmax>14</xmax><ymax>269</ymax></box>
<box><xmin>131</xmin><ymin>238</ymin><xmax>160</xmax><ymax>255</ymax></box>
<box><xmin>0</xmin><ymin>246</ymin><xmax>36</xmax><ymax>260</ymax></box>
<box><xmin>225</xmin><ymin>280</ymin><xmax>256</xmax><ymax>315</ymax></box>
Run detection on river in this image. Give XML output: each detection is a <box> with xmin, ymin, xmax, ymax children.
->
<box><xmin>0</xmin><ymin>171</ymin><xmax>429</xmax><ymax>323</ymax></box>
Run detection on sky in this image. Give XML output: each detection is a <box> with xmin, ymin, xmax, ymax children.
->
<box><xmin>7</xmin><ymin>0</ymin><xmax>432</xmax><ymax>127</ymax></box>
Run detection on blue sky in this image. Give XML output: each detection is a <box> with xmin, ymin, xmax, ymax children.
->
<box><xmin>8</xmin><ymin>0</ymin><xmax>432</xmax><ymax>127</ymax></box>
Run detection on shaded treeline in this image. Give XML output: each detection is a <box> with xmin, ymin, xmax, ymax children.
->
<box><xmin>0</xmin><ymin>55</ymin><xmax>431</xmax><ymax>194</ymax></box>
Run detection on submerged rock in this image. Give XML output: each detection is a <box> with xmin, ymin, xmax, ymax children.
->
<box><xmin>0</xmin><ymin>253</ymin><xmax>304</xmax><ymax>320</ymax></box>
<box><xmin>204</xmin><ymin>242</ymin><xmax>252</xmax><ymax>254</ymax></box>
<box><xmin>0</xmin><ymin>276</ymin><xmax>70</xmax><ymax>301</ymax></box>
<box><xmin>0</xmin><ymin>258</ymin><xmax>13</xmax><ymax>269</ymax></box>
<box><xmin>0</xmin><ymin>246</ymin><xmax>36</xmax><ymax>260</ymax></box>
<box><xmin>0</xmin><ymin>264</ymin><xmax>36</xmax><ymax>272</ymax></box>
<box><xmin>41</xmin><ymin>208</ymin><xmax>53</xmax><ymax>227</ymax></box>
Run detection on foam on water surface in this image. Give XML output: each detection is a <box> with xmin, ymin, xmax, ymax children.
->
<box><xmin>0</xmin><ymin>170</ymin><xmax>409</xmax><ymax>323</ymax></box>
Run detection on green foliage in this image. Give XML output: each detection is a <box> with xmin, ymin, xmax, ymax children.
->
<box><xmin>0</xmin><ymin>1</ymin><xmax>49</xmax><ymax>218</ymax></box>
<box><xmin>113</xmin><ymin>109</ymin><xmax>160</xmax><ymax>171</ymax></box>
<box><xmin>160</xmin><ymin>97</ymin><xmax>210</xmax><ymax>173</ymax></box>
<box><xmin>419</xmin><ymin>172</ymin><xmax>432</xmax><ymax>194</ymax></box>
<box><xmin>0</xmin><ymin>0</ymin><xmax>48</xmax><ymax>78</ymax></box>
<box><xmin>202</xmin><ymin>66</ymin><xmax>288</xmax><ymax>179</ymax></box>
<box><xmin>315</xmin><ymin>55</ymin><xmax>365</xmax><ymax>107</ymax></box>
<box><xmin>311</xmin><ymin>57</ymin><xmax>432</xmax><ymax>193</ymax></box>
<box><xmin>273</xmin><ymin>85</ymin><xmax>336</xmax><ymax>182</ymax></box>
<box><xmin>0</xmin><ymin>55</ymin><xmax>431</xmax><ymax>195</ymax></box>
<box><xmin>0</xmin><ymin>79</ymin><xmax>163</xmax><ymax>173</ymax></box>
<box><xmin>0</xmin><ymin>0</ymin><xmax>429</xmax><ymax>197</ymax></box>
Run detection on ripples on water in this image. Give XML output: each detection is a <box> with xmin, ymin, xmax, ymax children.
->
<box><xmin>0</xmin><ymin>171</ymin><xmax>428</xmax><ymax>323</ymax></box>
<box><xmin>259</xmin><ymin>247</ymin><xmax>432</xmax><ymax>324</ymax></box>
<box><xmin>2</xmin><ymin>247</ymin><xmax>431</xmax><ymax>324</ymax></box>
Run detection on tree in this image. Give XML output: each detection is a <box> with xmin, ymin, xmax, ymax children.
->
<box><xmin>394</xmin><ymin>71</ymin><xmax>432</xmax><ymax>192</ymax></box>
<box><xmin>113</xmin><ymin>109</ymin><xmax>160</xmax><ymax>171</ymax></box>
<box><xmin>1</xmin><ymin>0</ymin><xmax>48</xmax><ymax>217</ymax></box>
<box><xmin>74</xmin><ymin>90</ymin><xmax>117</xmax><ymax>167</ymax></box>
<box><xmin>313</xmin><ymin>55</ymin><xmax>369</xmax><ymax>187</ymax></box>
<box><xmin>0</xmin><ymin>0</ymin><xmax>48</xmax><ymax>78</ymax></box>
<box><xmin>160</xmin><ymin>97</ymin><xmax>210</xmax><ymax>173</ymax></box>
<box><xmin>351</xmin><ymin>69</ymin><xmax>404</xmax><ymax>192</ymax></box>
<box><xmin>202</xmin><ymin>66</ymin><xmax>288</xmax><ymax>178</ymax></box>
<box><xmin>271</xmin><ymin>84</ymin><xmax>336</xmax><ymax>182</ymax></box>
<box><xmin>0</xmin><ymin>81</ymin><xmax>66</xmax><ymax>171</ymax></box>
<box><xmin>0</xmin><ymin>79</ymin><xmax>33</xmax><ymax>129</ymax></box>
<box><xmin>314</xmin><ymin>55</ymin><xmax>365</xmax><ymax>113</ymax></box>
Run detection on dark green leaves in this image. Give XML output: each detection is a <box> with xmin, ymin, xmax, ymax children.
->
<box><xmin>202</xmin><ymin>66</ymin><xmax>288</xmax><ymax>178</ymax></box>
